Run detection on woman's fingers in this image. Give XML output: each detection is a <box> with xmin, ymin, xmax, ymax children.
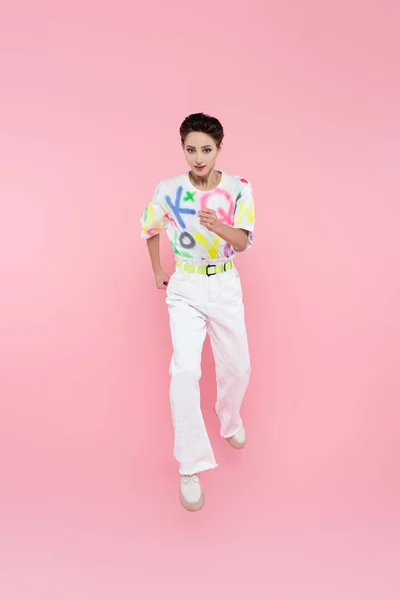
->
<box><xmin>198</xmin><ymin>210</ymin><xmax>216</xmax><ymax>221</ymax></box>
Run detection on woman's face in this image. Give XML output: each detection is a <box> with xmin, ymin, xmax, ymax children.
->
<box><xmin>182</xmin><ymin>131</ymin><xmax>221</xmax><ymax>177</ymax></box>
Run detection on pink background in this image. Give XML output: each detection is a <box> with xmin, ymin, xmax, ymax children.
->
<box><xmin>1</xmin><ymin>0</ymin><xmax>399</xmax><ymax>597</ymax></box>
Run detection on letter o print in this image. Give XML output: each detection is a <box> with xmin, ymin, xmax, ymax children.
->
<box><xmin>180</xmin><ymin>231</ymin><xmax>196</xmax><ymax>249</ymax></box>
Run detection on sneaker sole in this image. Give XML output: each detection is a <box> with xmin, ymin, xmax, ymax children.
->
<box><xmin>227</xmin><ymin>436</ymin><xmax>246</xmax><ymax>449</ymax></box>
<box><xmin>180</xmin><ymin>490</ymin><xmax>205</xmax><ymax>512</ymax></box>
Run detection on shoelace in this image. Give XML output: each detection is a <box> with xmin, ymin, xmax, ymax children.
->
<box><xmin>181</xmin><ymin>474</ymin><xmax>199</xmax><ymax>485</ymax></box>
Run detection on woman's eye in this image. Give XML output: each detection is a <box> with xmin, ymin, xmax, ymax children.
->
<box><xmin>186</xmin><ymin>148</ymin><xmax>212</xmax><ymax>153</ymax></box>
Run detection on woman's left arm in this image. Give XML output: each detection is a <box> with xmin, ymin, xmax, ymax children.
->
<box><xmin>198</xmin><ymin>209</ymin><xmax>249</xmax><ymax>251</ymax></box>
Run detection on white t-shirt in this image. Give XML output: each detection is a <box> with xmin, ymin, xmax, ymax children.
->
<box><xmin>140</xmin><ymin>171</ymin><xmax>255</xmax><ymax>261</ymax></box>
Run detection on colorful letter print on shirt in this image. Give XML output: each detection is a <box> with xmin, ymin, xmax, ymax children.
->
<box><xmin>140</xmin><ymin>172</ymin><xmax>255</xmax><ymax>260</ymax></box>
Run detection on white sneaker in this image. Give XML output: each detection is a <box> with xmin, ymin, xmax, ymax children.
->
<box><xmin>227</xmin><ymin>425</ymin><xmax>246</xmax><ymax>449</ymax></box>
<box><xmin>179</xmin><ymin>474</ymin><xmax>205</xmax><ymax>512</ymax></box>
<box><xmin>215</xmin><ymin>404</ymin><xmax>246</xmax><ymax>450</ymax></box>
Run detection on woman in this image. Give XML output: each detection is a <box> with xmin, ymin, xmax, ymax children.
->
<box><xmin>140</xmin><ymin>113</ymin><xmax>255</xmax><ymax>511</ymax></box>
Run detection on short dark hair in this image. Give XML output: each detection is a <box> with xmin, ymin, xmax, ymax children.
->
<box><xmin>179</xmin><ymin>113</ymin><xmax>224</xmax><ymax>147</ymax></box>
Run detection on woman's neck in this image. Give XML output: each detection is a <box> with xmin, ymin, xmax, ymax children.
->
<box><xmin>189</xmin><ymin>168</ymin><xmax>221</xmax><ymax>191</ymax></box>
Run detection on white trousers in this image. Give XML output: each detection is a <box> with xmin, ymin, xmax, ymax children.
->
<box><xmin>166</xmin><ymin>260</ymin><xmax>251</xmax><ymax>475</ymax></box>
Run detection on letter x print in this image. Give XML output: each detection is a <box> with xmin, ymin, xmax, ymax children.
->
<box><xmin>183</xmin><ymin>191</ymin><xmax>196</xmax><ymax>202</ymax></box>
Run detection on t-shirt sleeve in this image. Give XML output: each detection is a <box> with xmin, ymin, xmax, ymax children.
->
<box><xmin>140</xmin><ymin>184</ymin><xmax>167</xmax><ymax>239</ymax></box>
<box><xmin>233</xmin><ymin>179</ymin><xmax>255</xmax><ymax>252</ymax></box>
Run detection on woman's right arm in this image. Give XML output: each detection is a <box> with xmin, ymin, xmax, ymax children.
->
<box><xmin>146</xmin><ymin>234</ymin><xmax>169</xmax><ymax>290</ymax></box>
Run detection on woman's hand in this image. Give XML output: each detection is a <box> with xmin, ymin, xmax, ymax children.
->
<box><xmin>154</xmin><ymin>268</ymin><xmax>169</xmax><ymax>290</ymax></box>
<box><xmin>198</xmin><ymin>211</ymin><xmax>250</xmax><ymax>251</ymax></box>
<box><xmin>198</xmin><ymin>208</ymin><xmax>221</xmax><ymax>234</ymax></box>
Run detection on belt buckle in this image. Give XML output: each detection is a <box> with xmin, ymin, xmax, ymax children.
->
<box><xmin>206</xmin><ymin>264</ymin><xmax>217</xmax><ymax>277</ymax></box>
